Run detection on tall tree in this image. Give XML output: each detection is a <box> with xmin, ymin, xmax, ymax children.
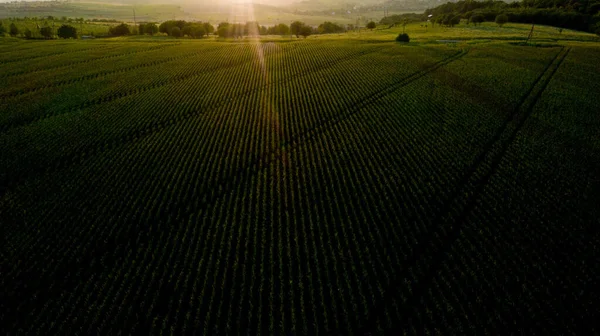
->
<box><xmin>290</xmin><ymin>21</ymin><xmax>304</xmax><ymax>38</ymax></box>
<box><xmin>9</xmin><ymin>22</ymin><xmax>20</xmax><ymax>37</ymax></box>
<box><xmin>57</xmin><ymin>24</ymin><xmax>77</xmax><ymax>39</ymax></box>
<box><xmin>299</xmin><ymin>25</ymin><xmax>312</xmax><ymax>38</ymax></box>
<box><xmin>40</xmin><ymin>26</ymin><xmax>53</xmax><ymax>39</ymax></box>
<box><xmin>495</xmin><ymin>14</ymin><xmax>508</xmax><ymax>27</ymax></box>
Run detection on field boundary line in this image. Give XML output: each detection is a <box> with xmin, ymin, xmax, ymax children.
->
<box><xmin>355</xmin><ymin>46</ymin><xmax>571</xmax><ymax>334</ymax></box>
<box><xmin>0</xmin><ymin>45</ymin><xmax>218</xmax><ymax>99</ymax></box>
<box><xmin>0</xmin><ymin>43</ymin><xmax>181</xmax><ymax>80</ymax></box>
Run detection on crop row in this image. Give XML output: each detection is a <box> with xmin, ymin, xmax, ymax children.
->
<box><xmin>0</xmin><ymin>44</ymin><xmax>225</xmax><ymax>98</ymax></box>
<box><xmin>0</xmin><ymin>42</ymin><xmax>392</xmax><ymax>186</ymax></box>
<box><xmin>2</xmin><ymin>40</ymin><xmax>372</xmax><ymax>131</ymax></box>
<box><xmin>6</xmin><ymin>42</ymin><xmax>594</xmax><ymax>334</ymax></box>
<box><xmin>0</xmin><ymin>41</ymin><xmax>110</xmax><ymax>65</ymax></box>
<box><xmin>4</xmin><ymin>45</ymin><xmax>516</xmax><ymax>334</ymax></box>
<box><xmin>359</xmin><ymin>47</ymin><xmax>583</xmax><ymax>333</ymax></box>
<box><xmin>0</xmin><ymin>43</ymin><xmax>265</xmax><ymax>130</ymax></box>
<box><xmin>0</xmin><ymin>42</ymin><xmax>181</xmax><ymax>80</ymax></box>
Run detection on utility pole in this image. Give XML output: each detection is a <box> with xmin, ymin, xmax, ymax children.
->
<box><xmin>526</xmin><ymin>22</ymin><xmax>535</xmax><ymax>43</ymax></box>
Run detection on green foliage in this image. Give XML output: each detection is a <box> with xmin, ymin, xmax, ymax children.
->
<box><xmin>290</xmin><ymin>21</ymin><xmax>305</xmax><ymax>38</ymax></box>
<box><xmin>0</xmin><ymin>23</ymin><xmax>5</xmax><ymax>36</ymax></box>
<box><xmin>470</xmin><ymin>14</ymin><xmax>485</xmax><ymax>25</ymax></box>
<box><xmin>170</xmin><ymin>26</ymin><xmax>182</xmax><ymax>38</ymax></box>
<box><xmin>203</xmin><ymin>22</ymin><xmax>214</xmax><ymax>35</ymax></box>
<box><xmin>396</xmin><ymin>33</ymin><xmax>410</xmax><ymax>42</ymax></box>
<box><xmin>300</xmin><ymin>25</ymin><xmax>313</xmax><ymax>38</ymax></box>
<box><xmin>24</xmin><ymin>28</ymin><xmax>32</xmax><ymax>39</ymax></box>
<box><xmin>57</xmin><ymin>24</ymin><xmax>77</xmax><ymax>39</ymax></box>
<box><xmin>9</xmin><ymin>22</ymin><xmax>19</xmax><ymax>37</ymax></box>
<box><xmin>159</xmin><ymin>20</ymin><xmax>186</xmax><ymax>36</ymax></box>
<box><xmin>267</xmin><ymin>23</ymin><xmax>290</xmax><ymax>35</ymax></box>
<box><xmin>39</xmin><ymin>26</ymin><xmax>53</xmax><ymax>39</ymax></box>
<box><xmin>1</xmin><ymin>38</ymin><xmax>599</xmax><ymax>336</ymax></box>
<box><xmin>495</xmin><ymin>14</ymin><xmax>509</xmax><ymax>27</ymax></box>
<box><xmin>318</xmin><ymin>21</ymin><xmax>345</xmax><ymax>34</ymax></box>
<box><xmin>424</xmin><ymin>0</ymin><xmax>600</xmax><ymax>33</ymax></box>
<box><xmin>366</xmin><ymin>21</ymin><xmax>376</xmax><ymax>30</ymax></box>
<box><xmin>379</xmin><ymin>13</ymin><xmax>423</xmax><ymax>26</ymax></box>
<box><xmin>109</xmin><ymin>23</ymin><xmax>130</xmax><ymax>37</ymax></box>
<box><xmin>157</xmin><ymin>21</ymin><xmax>214</xmax><ymax>37</ymax></box>
<box><xmin>139</xmin><ymin>23</ymin><xmax>158</xmax><ymax>36</ymax></box>
<box><xmin>216</xmin><ymin>22</ymin><xmax>247</xmax><ymax>38</ymax></box>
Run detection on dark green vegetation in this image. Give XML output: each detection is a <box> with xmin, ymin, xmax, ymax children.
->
<box><xmin>422</xmin><ymin>0</ymin><xmax>600</xmax><ymax>34</ymax></box>
<box><xmin>1</xmin><ymin>36</ymin><xmax>599</xmax><ymax>334</ymax></box>
<box><xmin>57</xmin><ymin>24</ymin><xmax>78</xmax><ymax>39</ymax></box>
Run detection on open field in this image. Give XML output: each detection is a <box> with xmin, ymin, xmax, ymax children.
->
<box><xmin>2</xmin><ymin>24</ymin><xmax>599</xmax><ymax>333</ymax></box>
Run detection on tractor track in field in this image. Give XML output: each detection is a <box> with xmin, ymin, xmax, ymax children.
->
<box><xmin>99</xmin><ymin>48</ymin><xmax>469</xmax><ymax>227</ymax></box>
<box><xmin>0</xmin><ymin>48</ymin><xmax>471</xmax><ymax>319</ymax></box>
<box><xmin>0</xmin><ymin>43</ymin><xmax>181</xmax><ymax>80</ymax></box>
<box><xmin>0</xmin><ymin>45</ymin><xmax>385</xmax><ymax>196</ymax></box>
<box><xmin>189</xmin><ymin>50</ymin><xmax>469</xmax><ymax>211</ymax></box>
<box><xmin>356</xmin><ymin>46</ymin><xmax>571</xmax><ymax>334</ymax></box>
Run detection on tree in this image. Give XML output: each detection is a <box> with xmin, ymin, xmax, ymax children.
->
<box><xmin>299</xmin><ymin>25</ymin><xmax>312</xmax><ymax>38</ymax></box>
<box><xmin>217</xmin><ymin>25</ymin><xmax>229</xmax><ymax>38</ymax></box>
<box><xmin>396</xmin><ymin>33</ymin><xmax>410</xmax><ymax>42</ymax></box>
<box><xmin>170</xmin><ymin>26</ymin><xmax>182</xmax><ymax>37</ymax></box>
<box><xmin>9</xmin><ymin>22</ymin><xmax>19</xmax><ymax>37</ymax></box>
<box><xmin>0</xmin><ymin>23</ymin><xmax>6</xmax><ymax>36</ymax></box>
<box><xmin>57</xmin><ymin>24</ymin><xmax>77</xmax><ymax>39</ymax></box>
<box><xmin>290</xmin><ymin>21</ymin><xmax>304</xmax><ymax>38</ymax></box>
<box><xmin>495</xmin><ymin>14</ymin><xmax>508</xmax><ymax>27</ymax></box>
<box><xmin>318</xmin><ymin>21</ymin><xmax>345</xmax><ymax>34</ymax></box>
<box><xmin>203</xmin><ymin>22</ymin><xmax>214</xmax><ymax>36</ymax></box>
<box><xmin>24</xmin><ymin>28</ymin><xmax>32</xmax><ymax>39</ymax></box>
<box><xmin>182</xmin><ymin>25</ymin><xmax>192</xmax><ymax>37</ymax></box>
<box><xmin>109</xmin><ymin>23</ymin><xmax>130</xmax><ymax>36</ymax></box>
<box><xmin>146</xmin><ymin>23</ymin><xmax>158</xmax><ymax>36</ymax></box>
<box><xmin>191</xmin><ymin>26</ymin><xmax>206</xmax><ymax>38</ymax></box>
<box><xmin>159</xmin><ymin>20</ymin><xmax>186</xmax><ymax>35</ymax></box>
<box><xmin>40</xmin><ymin>26</ymin><xmax>53</xmax><ymax>39</ymax></box>
<box><xmin>366</xmin><ymin>21</ymin><xmax>376</xmax><ymax>30</ymax></box>
<box><xmin>450</xmin><ymin>15</ymin><xmax>461</xmax><ymax>27</ymax></box>
<box><xmin>268</xmin><ymin>23</ymin><xmax>289</xmax><ymax>35</ymax></box>
<box><xmin>470</xmin><ymin>14</ymin><xmax>484</xmax><ymax>26</ymax></box>
<box><xmin>138</xmin><ymin>23</ymin><xmax>146</xmax><ymax>35</ymax></box>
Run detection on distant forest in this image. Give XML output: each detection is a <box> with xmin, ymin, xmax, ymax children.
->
<box><xmin>381</xmin><ymin>0</ymin><xmax>600</xmax><ymax>35</ymax></box>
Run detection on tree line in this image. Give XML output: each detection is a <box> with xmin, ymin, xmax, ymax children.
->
<box><xmin>0</xmin><ymin>21</ymin><xmax>79</xmax><ymax>39</ymax></box>
<box><xmin>1</xmin><ymin>18</ymin><xmax>380</xmax><ymax>40</ymax></box>
<box><xmin>381</xmin><ymin>0</ymin><xmax>600</xmax><ymax>35</ymax></box>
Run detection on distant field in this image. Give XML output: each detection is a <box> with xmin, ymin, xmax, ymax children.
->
<box><xmin>0</xmin><ymin>0</ymin><xmax>394</xmax><ymax>25</ymax></box>
<box><xmin>2</xmin><ymin>25</ymin><xmax>599</xmax><ymax>333</ymax></box>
